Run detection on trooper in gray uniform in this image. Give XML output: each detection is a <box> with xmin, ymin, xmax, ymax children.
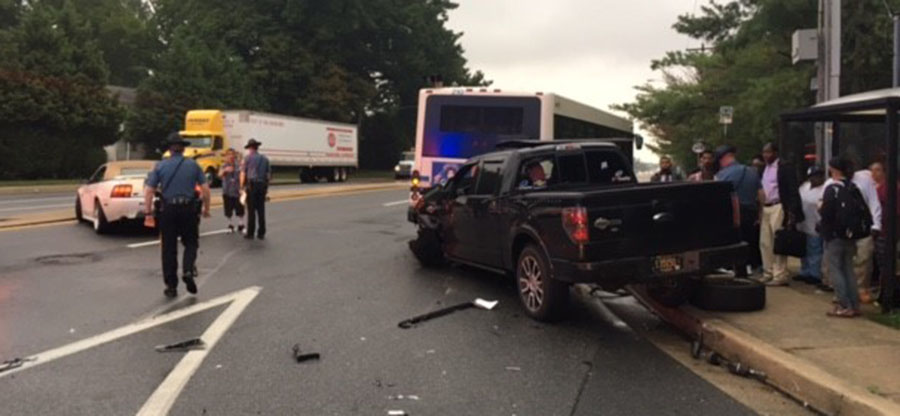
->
<box><xmin>240</xmin><ymin>138</ymin><xmax>271</xmax><ymax>240</ymax></box>
<box><xmin>144</xmin><ymin>133</ymin><xmax>212</xmax><ymax>298</ymax></box>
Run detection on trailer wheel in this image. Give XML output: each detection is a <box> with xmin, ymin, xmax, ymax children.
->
<box><xmin>339</xmin><ymin>168</ymin><xmax>348</xmax><ymax>182</ymax></box>
<box><xmin>327</xmin><ymin>167</ymin><xmax>338</xmax><ymax>183</ymax></box>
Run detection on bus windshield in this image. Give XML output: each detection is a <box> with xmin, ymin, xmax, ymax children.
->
<box><xmin>422</xmin><ymin>95</ymin><xmax>541</xmax><ymax>159</ymax></box>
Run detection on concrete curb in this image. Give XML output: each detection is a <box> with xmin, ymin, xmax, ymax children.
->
<box><xmin>0</xmin><ymin>182</ymin><xmax>406</xmax><ymax>230</ymax></box>
<box><xmin>628</xmin><ymin>286</ymin><xmax>900</xmax><ymax>416</ymax></box>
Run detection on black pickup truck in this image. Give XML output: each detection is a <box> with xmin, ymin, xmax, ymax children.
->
<box><xmin>408</xmin><ymin>141</ymin><xmax>746</xmax><ymax>320</ymax></box>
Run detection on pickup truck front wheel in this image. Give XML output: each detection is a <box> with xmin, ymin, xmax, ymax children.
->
<box><xmin>409</xmin><ymin>228</ymin><xmax>446</xmax><ymax>267</ymax></box>
<box><xmin>517</xmin><ymin>245</ymin><xmax>568</xmax><ymax>321</ymax></box>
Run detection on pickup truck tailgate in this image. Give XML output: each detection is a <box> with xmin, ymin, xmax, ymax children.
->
<box><xmin>580</xmin><ymin>181</ymin><xmax>740</xmax><ymax>260</ymax></box>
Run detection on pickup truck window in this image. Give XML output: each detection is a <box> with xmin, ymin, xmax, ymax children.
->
<box><xmin>451</xmin><ymin>164</ymin><xmax>479</xmax><ymax>195</ymax></box>
<box><xmin>517</xmin><ymin>157</ymin><xmax>555</xmax><ymax>190</ymax></box>
<box><xmin>475</xmin><ymin>161</ymin><xmax>503</xmax><ymax>195</ymax></box>
<box><xmin>586</xmin><ymin>150</ymin><xmax>633</xmax><ymax>184</ymax></box>
<box><xmin>557</xmin><ymin>153</ymin><xmax>588</xmax><ymax>183</ymax></box>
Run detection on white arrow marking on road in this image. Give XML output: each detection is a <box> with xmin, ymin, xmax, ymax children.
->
<box><xmin>0</xmin><ymin>286</ymin><xmax>261</xmax><ymax>380</ymax></box>
<box><xmin>127</xmin><ymin>229</ymin><xmax>232</xmax><ymax>249</ymax></box>
<box><xmin>382</xmin><ymin>200</ymin><xmax>408</xmax><ymax>207</ymax></box>
<box><xmin>136</xmin><ymin>286</ymin><xmax>259</xmax><ymax>416</ymax></box>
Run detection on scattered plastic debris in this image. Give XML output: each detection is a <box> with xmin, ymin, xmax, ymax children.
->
<box><xmin>505</xmin><ymin>366</ymin><xmax>521</xmax><ymax>372</ymax></box>
<box><xmin>0</xmin><ymin>357</ymin><xmax>34</xmax><ymax>373</ymax></box>
<box><xmin>425</xmin><ymin>349</ymin><xmax>436</xmax><ymax>354</ymax></box>
<box><xmin>69</xmin><ymin>328</ymin><xmax>76</xmax><ymax>334</ymax></box>
<box><xmin>155</xmin><ymin>338</ymin><xmax>205</xmax><ymax>352</ymax></box>
<box><xmin>398</xmin><ymin>298</ymin><xmax>499</xmax><ymax>329</ymax></box>
<box><xmin>387</xmin><ymin>411</ymin><xmax>407</xmax><ymax>416</ymax></box>
<box><xmin>361</xmin><ymin>337</ymin><xmax>367</xmax><ymax>342</ymax></box>
<box><xmin>388</xmin><ymin>395</ymin><xmax>420</xmax><ymax>401</ymax></box>
<box><xmin>291</xmin><ymin>344</ymin><xmax>321</xmax><ymax>363</ymax></box>
<box><xmin>215</xmin><ymin>364</ymin><xmax>223</xmax><ymax>369</ymax></box>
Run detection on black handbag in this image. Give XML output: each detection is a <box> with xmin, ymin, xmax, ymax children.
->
<box><xmin>774</xmin><ymin>228</ymin><xmax>807</xmax><ymax>257</ymax></box>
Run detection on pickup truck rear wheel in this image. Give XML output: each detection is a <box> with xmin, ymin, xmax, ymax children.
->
<box><xmin>409</xmin><ymin>228</ymin><xmax>446</xmax><ymax>267</ymax></box>
<box><xmin>517</xmin><ymin>245</ymin><xmax>568</xmax><ymax>321</ymax></box>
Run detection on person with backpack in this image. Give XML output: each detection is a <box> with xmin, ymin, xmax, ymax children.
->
<box><xmin>819</xmin><ymin>157</ymin><xmax>873</xmax><ymax>318</ymax></box>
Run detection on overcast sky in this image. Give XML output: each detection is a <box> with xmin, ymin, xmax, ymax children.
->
<box><xmin>445</xmin><ymin>0</ymin><xmax>701</xmax><ymax>162</ymax></box>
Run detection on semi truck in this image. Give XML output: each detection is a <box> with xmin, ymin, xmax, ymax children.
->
<box><xmin>176</xmin><ymin>110</ymin><xmax>358</xmax><ymax>186</ymax></box>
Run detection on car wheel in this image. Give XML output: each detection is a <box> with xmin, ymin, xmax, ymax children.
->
<box><xmin>93</xmin><ymin>201</ymin><xmax>111</xmax><ymax>234</ymax></box>
<box><xmin>75</xmin><ymin>196</ymin><xmax>84</xmax><ymax>222</ymax></box>
<box><xmin>517</xmin><ymin>244</ymin><xmax>568</xmax><ymax>321</ymax></box>
<box><xmin>408</xmin><ymin>228</ymin><xmax>446</xmax><ymax>267</ymax></box>
<box><xmin>647</xmin><ymin>277</ymin><xmax>698</xmax><ymax>307</ymax></box>
<box><xmin>690</xmin><ymin>276</ymin><xmax>765</xmax><ymax>312</ymax></box>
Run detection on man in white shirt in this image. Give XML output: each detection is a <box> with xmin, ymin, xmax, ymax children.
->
<box><xmin>797</xmin><ymin>166</ymin><xmax>826</xmax><ymax>284</ymax></box>
<box><xmin>852</xmin><ymin>167</ymin><xmax>882</xmax><ymax>302</ymax></box>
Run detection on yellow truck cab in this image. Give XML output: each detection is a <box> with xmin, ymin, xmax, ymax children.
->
<box><xmin>165</xmin><ymin>110</ymin><xmax>227</xmax><ymax>186</ymax></box>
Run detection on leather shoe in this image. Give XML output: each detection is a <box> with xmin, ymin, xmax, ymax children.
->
<box><xmin>182</xmin><ymin>271</ymin><xmax>198</xmax><ymax>295</ymax></box>
<box><xmin>164</xmin><ymin>287</ymin><xmax>177</xmax><ymax>298</ymax></box>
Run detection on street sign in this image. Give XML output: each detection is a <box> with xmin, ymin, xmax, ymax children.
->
<box><xmin>719</xmin><ymin>106</ymin><xmax>734</xmax><ymax>125</ymax></box>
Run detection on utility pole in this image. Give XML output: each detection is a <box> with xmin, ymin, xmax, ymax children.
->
<box><xmin>816</xmin><ymin>0</ymin><xmax>841</xmax><ymax>163</ymax></box>
<box><xmin>885</xmin><ymin>0</ymin><xmax>900</xmax><ymax>87</ymax></box>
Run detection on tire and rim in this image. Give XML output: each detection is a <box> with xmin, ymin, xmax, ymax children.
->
<box><xmin>517</xmin><ymin>244</ymin><xmax>568</xmax><ymax>321</ymax></box>
<box><xmin>647</xmin><ymin>277</ymin><xmax>698</xmax><ymax>307</ymax></box>
<box><xmin>340</xmin><ymin>168</ymin><xmax>348</xmax><ymax>182</ymax></box>
<box><xmin>75</xmin><ymin>196</ymin><xmax>83</xmax><ymax>222</ymax></box>
<box><xmin>408</xmin><ymin>228</ymin><xmax>445</xmax><ymax>267</ymax></box>
<box><xmin>93</xmin><ymin>201</ymin><xmax>110</xmax><ymax>234</ymax></box>
<box><xmin>327</xmin><ymin>168</ymin><xmax>338</xmax><ymax>183</ymax></box>
<box><xmin>690</xmin><ymin>277</ymin><xmax>766</xmax><ymax>312</ymax></box>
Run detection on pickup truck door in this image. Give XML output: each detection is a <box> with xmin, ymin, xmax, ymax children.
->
<box><xmin>445</xmin><ymin>163</ymin><xmax>480</xmax><ymax>261</ymax></box>
<box><xmin>465</xmin><ymin>160</ymin><xmax>504</xmax><ymax>267</ymax></box>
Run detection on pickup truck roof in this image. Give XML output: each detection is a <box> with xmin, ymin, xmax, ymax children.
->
<box><xmin>471</xmin><ymin>141</ymin><xmax>620</xmax><ymax>163</ymax></box>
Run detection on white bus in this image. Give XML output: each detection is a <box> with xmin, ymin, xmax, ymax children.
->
<box><xmin>410</xmin><ymin>87</ymin><xmax>635</xmax><ymax>190</ymax></box>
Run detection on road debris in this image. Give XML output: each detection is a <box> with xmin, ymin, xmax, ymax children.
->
<box><xmin>388</xmin><ymin>394</ymin><xmax>420</xmax><ymax>401</ymax></box>
<box><xmin>291</xmin><ymin>344</ymin><xmax>321</xmax><ymax>363</ymax></box>
<box><xmin>398</xmin><ymin>298</ymin><xmax>499</xmax><ymax>329</ymax></box>
<box><xmin>0</xmin><ymin>357</ymin><xmax>35</xmax><ymax>373</ymax></box>
<box><xmin>387</xmin><ymin>411</ymin><xmax>408</xmax><ymax>416</ymax></box>
<box><xmin>155</xmin><ymin>338</ymin><xmax>205</xmax><ymax>352</ymax></box>
<box><xmin>505</xmin><ymin>366</ymin><xmax>521</xmax><ymax>372</ymax></box>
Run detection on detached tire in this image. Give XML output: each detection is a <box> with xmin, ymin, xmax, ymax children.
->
<box><xmin>517</xmin><ymin>244</ymin><xmax>569</xmax><ymax>322</ymax></box>
<box><xmin>409</xmin><ymin>228</ymin><xmax>446</xmax><ymax>268</ymax></box>
<box><xmin>648</xmin><ymin>278</ymin><xmax>698</xmax><ymax>307</ymax></box>
<box><xmin>690</xmin><ymin>277</ymin><xmax>765</xmax><ymax>312</ymax></box>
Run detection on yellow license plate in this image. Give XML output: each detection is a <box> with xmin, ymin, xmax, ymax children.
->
<box><xmin>653</xmin><ymin>255</ymin><xmax>683</xmax><ymax>274</ymax></box>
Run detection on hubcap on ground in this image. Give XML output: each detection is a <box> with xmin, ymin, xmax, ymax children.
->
<box><xmin>518</xmin><ymin>255</ymin><xmax>544</xmax><ymax>311</ymax></box>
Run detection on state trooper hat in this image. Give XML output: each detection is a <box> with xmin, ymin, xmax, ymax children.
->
<box><xmin>244</xmin><ymin>138</ymin><xmax>262</xmax><ymax>149</ymax></box>
<box><xmin>165</xmin><ymin>132</ymin><xmax>191</xmax><ymax>147</ymax></box>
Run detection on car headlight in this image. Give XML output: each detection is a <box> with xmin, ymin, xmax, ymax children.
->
<box><xmin>394</xmin><ymin>165</ymin><xmax>401</xmax><ymax>172</ymax></box>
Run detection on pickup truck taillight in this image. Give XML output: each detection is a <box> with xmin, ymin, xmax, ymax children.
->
<box><xmin>731</xmin><ymin>193</ymin><xmax>741</xmax><ymax>228</ymax></box>
<box><xmin>562</xmin><ymin>206</ymin><xmax>589</xmax><ymax>245</ymax></box>
<box><xmin>110</xmin><ymin>184</ymin><xmax>133</xmax><ymax>198</ymax></box>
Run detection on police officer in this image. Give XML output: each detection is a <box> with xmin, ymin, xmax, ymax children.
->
<box><xmin>240</xmin><ymin>138</ymin><xmax>271</xmax><ymax>240</ymax></box>
<box><xmin>144</xmin><ymin>133</ymin><xmax>211</xmax><ymax>298</ymax></box>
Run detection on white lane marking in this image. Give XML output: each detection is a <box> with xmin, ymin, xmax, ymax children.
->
<box><xmin>136</xmin><ymin>287</ymin><xmax>259</xmax><ymax>416</ymax></box>
<box><xmin>382</xmin><ymin>200</ymin><xmax>408</xmax><ymax>207</ymax></box>
<box><xmin>0</xmin><ymin>286</ymin><xmax>262</xmax><ymax>379</ymax></box>
<box><xmin>0</xmin><ymin>196</ymin><xmax>72</xmax><ymax>206</ymax></box>
<box><xmin>0</xmin><ymin>203</ymin><xmax>71</xmax><ymax>213</ymax></box>
<box><xmin>127</xmin><ymin>229</ymin><xmax>232</xmax><ymax>249</ymax></box>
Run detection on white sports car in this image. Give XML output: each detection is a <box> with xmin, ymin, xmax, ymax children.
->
<box><xmin>76</xmin><ymin>160</ymin><xmax>156</xmax><ymax>233</ymax></box>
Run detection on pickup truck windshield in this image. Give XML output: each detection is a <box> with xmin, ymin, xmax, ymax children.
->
<box><xmin>516</xmin><ymin>149</ymin><xmax>633</xmax><ymax>190</ymax></box>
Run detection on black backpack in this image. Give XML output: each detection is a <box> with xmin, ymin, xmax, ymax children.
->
<box><xmin>830</xmin><ymin>180</ymin><xmax>873</xmax><ymax>240</ymax></box>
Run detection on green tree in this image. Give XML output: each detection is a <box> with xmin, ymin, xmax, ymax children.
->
<box><xmin>617</xmin><ymin>0</ymin><xmax>897</xmax><ymax>169</ymax></box>
<box><xmin>127</xmin><ymin>31</ymin><xmax>265</xmax><ymax>154</ymax></box>
<box><xmin>0</xmin><ymin>0</ymin><xmax>123</xmax><ymax>179</ymax></box>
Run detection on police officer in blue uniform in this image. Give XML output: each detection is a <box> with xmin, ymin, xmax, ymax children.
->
<box><xmin>144</xmin><ymin>133</ymin><xmax>212</xmax><ymax>298</ymax></box>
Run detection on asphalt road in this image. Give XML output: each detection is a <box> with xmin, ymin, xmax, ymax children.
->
<box><xmin>0</xmin><ymin>188</ymin><xmax>756</xmax><ymax>415</ymax></box>
<box><xmin>0</xmin><ymin>179</ymin><xmax>399</xmax><ymax>218</ymax></box>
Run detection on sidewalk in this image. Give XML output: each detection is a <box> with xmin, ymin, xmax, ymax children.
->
<box><xmin>633</xmin><ymin>281</ymin><xmax>900</xmax><ymax>416</ymax></box>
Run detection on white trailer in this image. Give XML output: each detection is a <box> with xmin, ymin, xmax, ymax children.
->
<box><xmin>221</xmin><ymin>110</ymin><xmax>358</xmax><ymax>183</ymax></box>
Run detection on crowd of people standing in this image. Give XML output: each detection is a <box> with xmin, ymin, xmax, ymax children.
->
<box><xmin>650</xmin><ymin>143</ymin><xmax>893</xmax><ymax>318</ymax></box>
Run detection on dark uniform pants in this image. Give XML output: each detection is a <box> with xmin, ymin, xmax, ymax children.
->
<box><xmin>737</xmin><ymin>205</ymin><xmax>761</xmax><ymax>277</ymax></box>
<box><xmin>246</xmin><ymin>182</ymin><xmax>267</xmax><ymax>237</ymax></box>
<box><xmin>159</xmin><ymin>203</ymin><xmax>199</xmax><ymax>288</ymax></box>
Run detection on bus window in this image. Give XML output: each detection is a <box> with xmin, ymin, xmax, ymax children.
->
<box><xmin>423</xmin><ymin>95</ymin><xmax>541</xmax><ymax>159</ymax></box>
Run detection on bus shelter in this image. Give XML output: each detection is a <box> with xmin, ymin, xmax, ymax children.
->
<box><xmin>781</xmin><ymin>88</ymin><xmax>900</xmax><ymax>313</ymax></box>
